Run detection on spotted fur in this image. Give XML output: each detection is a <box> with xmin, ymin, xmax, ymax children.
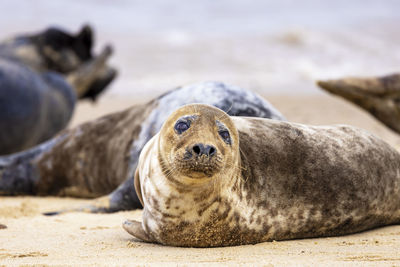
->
<box><xmin>0</xmin><ymin>82</ymin><xmax>285</xmax><ymax>213</ymax></box>
<box><xmin>126</xmin><ymin>104</ymin><xmax>400</xmax><ymax>247</ymax></box>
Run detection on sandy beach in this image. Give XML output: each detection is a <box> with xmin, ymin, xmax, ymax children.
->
<box><xmin>1</xmin><ymin>93</ymin><xmax>400</xmax><ymax>266</ymax></box>
<box><xmin>1</xmin><ymin>0</ymin><xmax>400</xmax><ymax>265</ymax></box>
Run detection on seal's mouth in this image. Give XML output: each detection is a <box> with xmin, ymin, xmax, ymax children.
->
<box><xmin>174</xmin><ymin>150</ymin><xmax>222</xmax><ymax>178</ymax></box>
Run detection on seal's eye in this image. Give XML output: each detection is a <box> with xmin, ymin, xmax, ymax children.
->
<box><xmin>219</xmin><ymin>130</ymin><xmax>231</xmax><ymax>144</ymax></box>
<box><xmin>175</xmin><ymin>121</ymin><xmax>190</xmax><ymax>134</ymax></box>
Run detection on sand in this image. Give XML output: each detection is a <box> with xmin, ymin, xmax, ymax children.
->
<box><xmin>1</xmin><ymin>93</ymin><xmax>400</xmax><ymax>266</ymax></box>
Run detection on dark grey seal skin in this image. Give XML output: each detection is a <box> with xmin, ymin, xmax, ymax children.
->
<box><xmin>0</xmin><ymin>82</ymin><xmax>285</xmax><ymax>214</ymax></box>
<box><xmin>125</xmin><ymin>104</ymin><xmax>400</xmax><ymax>247</ymax></box>
<box><xmin>0</xmin><ymin>59</ymin><xmax>75</xmax><ymax>155</ymax></box>
<box><xmin>317</xmin><ymin>73</ymin><xmax>400</xmax><ymax>134</ymax></box>
<box><xmin>0</xmin><ymin>25</ymin><xmax>117</xmax><ymax>155</ymax></box>
<box><xmin>0</xmin><ymin>25</ymin><xmax>117</xmax><ymax>100</ymax></box>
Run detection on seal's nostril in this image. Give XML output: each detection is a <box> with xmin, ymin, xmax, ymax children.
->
<box><xmin>193</xmin><ymin>145</ymin><xmax>201</xmax><ymax>155</ymax></box>
<box><xmin>192</xmin><ymin>144</ymin><xmax>216</xmax><ymax>157</ymax></box>
<box><xmin>208</xmin><ymin>146</ymin><xmax>216</xmax><ymax>156</ymax></box>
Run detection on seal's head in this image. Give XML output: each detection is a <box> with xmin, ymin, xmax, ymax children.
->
<box><xmin>158</xmin><ymin>104</ymin><xmax>240</xmax><ymax>182</ymax></box>
<box><xmin>128</xmin><ymin>104</ymin><xmax>243</xmax><ymax>246</ymax></box>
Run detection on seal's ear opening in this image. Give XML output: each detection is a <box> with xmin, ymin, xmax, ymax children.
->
<box><xmin>134</xmin><ymin>168</ymin><xmax>144</xmax><ymax>207</ymax></box>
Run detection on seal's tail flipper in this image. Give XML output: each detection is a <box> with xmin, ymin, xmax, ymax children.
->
<box><xmin>317</xmin><ymin>73</ymin><xmax>400</xmax><ymax>134</ymax></box>
<box><xmin>81</xmin><ymin>66</ymin><xmax>117</xmax><ymax>101</ymax></box>
<box><xmin>66</xmin><ymin>45</ymin><xmax>113</xmax><ymax>98</ymax></box>
<box><xmin>43</xmin><ymin>177</ymin><xmax>143</xmax><ymax>215</ymax></box>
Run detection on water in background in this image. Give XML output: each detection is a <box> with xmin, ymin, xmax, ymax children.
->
<box><xmin>1</xmin><ymin>0</ymin><xmax>399</xmax><ymax>98</ymax></box>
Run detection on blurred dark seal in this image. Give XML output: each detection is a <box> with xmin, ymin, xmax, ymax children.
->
<box><xmin>0</xmin><ymin>25</ymin><xmax>117</xmax><ymax>155</ymax></box>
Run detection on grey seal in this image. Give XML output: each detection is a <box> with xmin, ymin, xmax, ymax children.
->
<box><xmin>124</xmin><ymin>104</ymin><xmax>400</xmax><ymax>247</ymax></box>
<box><xmin>0</xmin><ymin>82</ymin><xmax>285</xmax><ymax>214</ymax></box>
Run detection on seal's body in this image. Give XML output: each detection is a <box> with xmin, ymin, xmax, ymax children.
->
<box><xmin>0</xmin><ymin>58</ymin><xmax>76</xmax><ymax>155</ymax></box>
<box><xmin>0</xmin><ymin>26</ymin><xmax>116</xmax><ymax>155</ymax></box>
<box><xmin>124</xmin><ymin>104</ymin><xmax>400</xmax><ymax>247</ymax></box>
<box><xmin>0</xmin><ymin>25</ymin><xmax>116</xmax><ymax>100</ymax></box>
<box><xmin>0</xmin><ymin>82</ymin><xmax>285</xmax><ymax>213</ymax></box>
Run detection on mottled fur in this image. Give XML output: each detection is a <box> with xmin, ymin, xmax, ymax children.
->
<box><xmin>126</xmin><ymin>104</ymin><xmax>400</xmax><ymax>247</ymax></box>
<box><xmin>0</xmin><ymin>82</ymin><xmax>285</xmax><ymax>213</ymax></box>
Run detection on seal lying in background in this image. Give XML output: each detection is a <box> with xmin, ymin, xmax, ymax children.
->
<box><xmin>317</xmin><ymin>73</ymin><xmax>400</xmax><ymax>134</ymax></box>
<box><xmin>0</xmin><ymin>25</ymin><xmax>117</xmax><ymax>155</ymax></box>
<box><xmin>124</xmin><ymin>104</ymin><xmax>400</xmax><ymax>247</ymax></box>
<box><xmin>0</xmin><ymin>82</ymin><xmax>285</xmax><ymax>214</ymax></box>
<box><xmin>0</xmin><ymin>46</ymin><xmax>113</xmax><ymax>155</ymax></box>
<box><xmin>0</xmin><ymin>25</ymin><xmax>117</xmax><ymax>99</ymax></box>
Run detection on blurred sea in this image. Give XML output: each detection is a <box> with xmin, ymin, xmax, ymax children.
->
<box><xmin>1</xmin><ymin>0</ymin><xmax>399</xmax><ymax>98</ymax></box>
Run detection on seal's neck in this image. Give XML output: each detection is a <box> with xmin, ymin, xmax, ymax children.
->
<box><xmin>141</xmin><ymin>139</ymin><xmax>254</xmax><ymax>246</ymax></box>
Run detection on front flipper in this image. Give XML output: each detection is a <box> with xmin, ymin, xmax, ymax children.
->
<box><xmin>123</xmin><ymin>219</ymin><xmax>154</xmax><ymax>243</ymax></box>
<box><xmin>43</xmin><ymin>177</ymin><xmax>142</xmax><ymax>215</ymax></box>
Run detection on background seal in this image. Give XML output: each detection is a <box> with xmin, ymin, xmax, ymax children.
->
<box><xmin>0</xmin><ymin>82</ymin><xmax>285</xmax><ymax>214</ymax></box>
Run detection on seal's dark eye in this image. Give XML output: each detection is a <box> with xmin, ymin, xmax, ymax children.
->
<box><xmin>219</xmin><ymin>130</ymin><xmax>231</xmax><ymax>144</ymax></box>
<box><xmin>175</xmin><ymin>121</ymin><xmax>190</xmax><ymax>134</ymax></box>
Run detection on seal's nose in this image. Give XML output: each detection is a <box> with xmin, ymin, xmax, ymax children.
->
<box><xmin>192</xmin><ymin>143</ymin><xmax>216</xmax><ymax>157</ymax></box>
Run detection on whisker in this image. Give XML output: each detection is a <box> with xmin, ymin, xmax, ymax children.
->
<box><xmin>216</xmin><ymin>101</ymin><xmax>234</xmax><ymax>121</ymax></box>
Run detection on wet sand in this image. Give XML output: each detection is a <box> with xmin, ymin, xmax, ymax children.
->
<box><xmin>1</xmin><ymin>94</ymin><xmax>400</xmax><ymax>266</ymax></box>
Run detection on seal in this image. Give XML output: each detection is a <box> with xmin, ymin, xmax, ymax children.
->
<box><xmin>0</xmin><ymin>46</ymin><xmax>113</xmax><ymax>155</ymax></box>
<box><xmin>317</xmin><ymin>73</ymin><xmax>400</xmax><ymax>134</ymax></box>
<box><xmin>124</xmin><ymin>104</ymin><xmax>400</xmax><ymax>247</ymax></box>
<box><xmin>0</xmin><ymin>82</ymin><xmax>285</xmax><ymax>214</ymax></box>
<box><xmin>0</xmin><ymin>25</ymin><xmax>117</xmax><ymax>155</ymax></box>
<box><xmin>0</xmin><ymin>25</ymin><xmax>117</xmax><ymax>100</ymax></box>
